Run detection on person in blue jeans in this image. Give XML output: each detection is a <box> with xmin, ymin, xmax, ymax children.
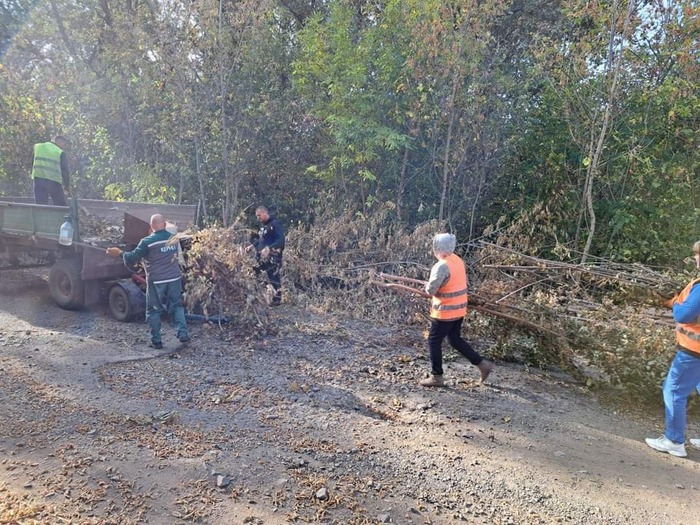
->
<box><xmin>106</xmin><ymin>214</ymin><xmax>189</xmax><ymax>349</ymax></box>
<box><xmin>645</xmin><ymin>241</ymin><xmax>700</xmax><ymax>457</ymax></box>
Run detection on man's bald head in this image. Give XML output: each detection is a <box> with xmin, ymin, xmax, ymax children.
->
<box><xmin>52</xmin><ymin>135</ymin><xmax>70</xmax><ymax>151</ymax></box>
<box><xmin>150</xmin><ymin>214</ymin><xmax>166</xmax><ymax>231</ymax></box>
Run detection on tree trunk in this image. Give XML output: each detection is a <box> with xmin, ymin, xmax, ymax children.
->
<box><xmin>439</xmin><ymin>47</ymin><xmax>462</xmax><ymax>226</ymax></box>
<box><xmin>580</xmin><ymin>0</ymin><xmax>636</xmax><ymax>264</ymax></box>
<box><xmin>219</xmin><ymin>0</ymin><xmax>233</xmax><ymax>227</ymax></box>
<box><xmin>397</xmin><ymin>146</ymin><xmax>409</xmax><ymax>223</ymax></box>
<box><xmin>195</xmin><ymin>135</ymin><xmax>208</xmax><ymax>223</ymax></box>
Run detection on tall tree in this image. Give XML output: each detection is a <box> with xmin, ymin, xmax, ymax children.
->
<box><xmin>577</xmin><ymin>0</ymin><xmax>637</xmax><ymax>264</ymax></box>
<box><xmin>498</xmin><ymin>0</ymin><xmax>700</xmax><ymax>264</ymax></box>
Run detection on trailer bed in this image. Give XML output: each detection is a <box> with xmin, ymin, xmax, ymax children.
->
<box><xmin>0</xmin><ymin>196</ymin><xmax>198</xmax><ymax>313</ymax></box>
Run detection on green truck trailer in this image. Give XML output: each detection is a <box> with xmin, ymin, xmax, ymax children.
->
<box><xmin>0</xmin><ymin>197</ymin><xmax>197</xmax><ymax>321</ymax></box>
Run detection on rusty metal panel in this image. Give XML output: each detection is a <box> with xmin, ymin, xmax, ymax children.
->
<box><xmin>123</xmin><ymin>211</ymin><xmax>152</xmax><ymax>245</ymax></box>
<box><xmin>81</xmin><ymin>244</ymin><xmax>132</xmax><ymax>281</ymax></box>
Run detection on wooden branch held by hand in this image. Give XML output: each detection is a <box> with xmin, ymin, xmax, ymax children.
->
<box><xmin>368</xmin><ymin>279</ymin><xmax>430</xmax><ymax>298</ymax></box>
<box><xmin>370</xmin><ymin>274</ymin><xmax>569</xmax><ymax>342</ymax></box>
<box><xmin>379</xmin><ymin>272</ymin><xmax>427</xmax><ymax>286</ymax></box>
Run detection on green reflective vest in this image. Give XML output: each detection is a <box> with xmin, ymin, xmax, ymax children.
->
<box><xmin>31</xmin><ymin>142</ymin><xmax>63</xmax><ymax>184</ymax></box>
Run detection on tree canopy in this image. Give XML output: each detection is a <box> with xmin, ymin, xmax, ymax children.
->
<box><xmin>1</xmin><ymin>0</ymin><xmax>698</xmax><ymax>264</ymax></box>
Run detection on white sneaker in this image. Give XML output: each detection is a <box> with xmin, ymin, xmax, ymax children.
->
<box><xmin>690</xmin><ymin>438</ymin><xmax>700</xmax><ymax>450</ymax></box>
<box><xmin>645</xmin><ymin>436</ymin><xmax>687</xmax><ymax>457</ymax></box>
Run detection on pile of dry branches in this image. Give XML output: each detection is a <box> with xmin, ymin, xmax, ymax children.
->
<box><xmin>281</xmin><ymin>206</ymin><xmax>693</xmax><ymax>402</ymax></box>
<box><xmin>172</xmin><ymin>203</ymin><xmax>691</xmax><ymax>402</ymax></box>
<box><xmin>182</xmin><ymin>226</ymin><xmax>272</xmax><ymax>332</ymax></box>
<box><xmin>283</xmin><ymin>207</ymin><xmax>436</xmax><ymax>325</ymax></box>
<box><xmin>473</xmin><ymin>240</ymin><xmax>690</xmax><ymax>387</ymax></box>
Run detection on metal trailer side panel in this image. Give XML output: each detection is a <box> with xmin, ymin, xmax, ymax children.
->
<box><xmin>74</xmin><ymin>199</ymin><xmax>198</xmax><ymax>231</ymax></box>
<box><xmin>81</xmin><ymin>244</ymin><xmax>132</xmax><ymax>281</ymax></box>
<box><xmin>0</xmin><ymin>197</ymin><xmax>197</xmax><ymax>230</ymax></box>
<box><xmin>0</xmin><ymin>201</ymin><xmax>69</xmax><ymax>240</ymax></box>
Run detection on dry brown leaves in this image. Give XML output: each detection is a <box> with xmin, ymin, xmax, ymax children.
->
<box><xmin>172</xmin><ymin>478</ymin><xmax>218</xmax><ymax>521</ymax></box>
<box><xmin>284</xmin><ymin>206</ymin><xmax>436</xmax><ymax>326</ymax></box>
<box><xmin>285</xmin><ymin>470</ymin><xmax>380</xmax><ymax>524</ymax></box>
<box><xmin>77</xmin><ymin>207</ymin><xmax>123</xmax><ymax>245</ymax></box>
<box><xmin>100</xmin><ymin>413</ymin><xmax>230</xmax><ymax>460</ymax></box>
<box><xmin>182</xmin><ymin>226</ymin><xmax>272</xmax><ymax>332</ymax></box>
<box><xmin>468</xmin><ymin>213</ymin><xmax>694</xmax><ymax>401</ymax></box>
<box><xmin>0</xmin><ymin>485</ymin><xmax>63</xmax><ymax>525</ymax></box>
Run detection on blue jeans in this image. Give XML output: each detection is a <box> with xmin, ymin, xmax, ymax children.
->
<box><xmin>662</xmin><ymin>349</ymin><xmax>700</xmax><ymax>444</ymax></box>
<box><xmin>146</xmin><ymin>279</ymin><xmax>188</xmax><ymax>344</ymax></box>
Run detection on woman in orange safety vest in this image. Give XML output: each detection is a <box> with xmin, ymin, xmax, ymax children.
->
<box><xmin>420</xmin><ymin>233</ymin><xmax>493</xmax><ymax>387</ymax></box>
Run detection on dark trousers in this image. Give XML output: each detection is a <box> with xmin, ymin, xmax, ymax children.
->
<box><xmin>34</xmin><ymin>178</ymin><xmax>67</xmax><ymax>206</ymax></box>
<box><xmin>146</xmin><ymin>279</ymin><xmax>188</xmax><ymax>343</ymax></box>
<box><xmin>428</xmin><ymin>317</ymin><xmax>482</xmax><ymax>376</ymax></box>
<box><xmin>256</xmin><ymin>254</ymin><xmax>282</xmax><ymax>305</ymax></box>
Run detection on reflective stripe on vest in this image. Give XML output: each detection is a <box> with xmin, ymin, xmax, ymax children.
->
<box><xmin>430</xmin><ymin>253</ymin><xmax>468</xmax><ymax>320</ymax></box>
<box><xmin>436</xmin><ymin>287</ymin><xmax>469</xmax><ymax>298</ymax></box>
<box><xmin>674</xmin><ymin>278</ymin><xmax>700</xmax><ymax>354</ymax></box>
<box><xmin>31</xmin><ymin>142</ymin><xmax>63</xmax><ymax>183</ymax></box>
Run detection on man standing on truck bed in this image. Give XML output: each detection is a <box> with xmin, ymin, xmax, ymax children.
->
<box><xmin>31</xmin><ymin>135</ymin><xmax>71</xmax><ymax>206</ymax></box>
<box><xmin>106</xmin><ymin>214</ymin><xmax>190</xmax><ymax>350</ymax></box>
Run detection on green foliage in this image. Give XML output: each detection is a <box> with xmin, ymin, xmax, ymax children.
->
<box><xmin>0</xmin><ymin>89</ymin><xmax>42</xmax><ymax>195</ymax></box>
<box><xmin>104</xmin><ymin>183</ymin><xmax>125</xmax><ymax>202</ymax></box>
<box><xmin>491</xmin><ymin>0</ymin><xmax>700</xmax><ymax>266</ymax></box>
<box><xmin>0</xmin><ymin>0</ymin><xmax>695</xmax><ymax>266</ymax></box>
<box><xmin>101</xmin><ymin>166</ymin><xmax>175</xmax><ymax>204</ymax></box>
<box><xmin>292</xmin><ymin>1</ymin><xmax>413</xmax><ymax>204</ymax></box>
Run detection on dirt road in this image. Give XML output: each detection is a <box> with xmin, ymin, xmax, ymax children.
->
<box><xmin>1</xmin><ymin>267</ymin><xmax>699</xmax><ymax>524</ymax></box>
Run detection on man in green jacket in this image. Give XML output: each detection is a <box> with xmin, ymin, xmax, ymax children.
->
<box><xmin>106</xmin><ymin>214</ymin><xmax>190</xmax><ymax>349</ymax></box>
<box><xmin>31</xmin><ymin>135</ymin><xmax>71</xmax><ymax>206</ymax></box>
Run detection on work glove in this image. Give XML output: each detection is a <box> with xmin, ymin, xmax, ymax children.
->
<box><xmin>662</xmin><ymin>295</ymin><xmax>677</xmax><ymax>308</ymax></box>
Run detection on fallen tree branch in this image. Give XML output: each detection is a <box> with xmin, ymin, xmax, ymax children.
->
<box><xmin>370</xmin><ymin>276</ymin><xmax>565</xmax><ymax>339</ymax></box>
<box><xmin>379</xmin><ymin>272</ymin><xmax>427</xmax><ymax>286</ymax></box>
<box><xmin>470</xmin><ymin>304</ymin><xmax>565</xmax><ymax>338</ymax></box>
<box><xmin>368</xmin><ymin>280</ymin><xmax>429</xmax><ymax>298</ymax></box>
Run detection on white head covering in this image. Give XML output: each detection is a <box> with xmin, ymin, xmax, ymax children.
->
<box><xmin>432</xmin><ymin>233</ymin><xmax>456</xmax><ymax>255</ymax></box>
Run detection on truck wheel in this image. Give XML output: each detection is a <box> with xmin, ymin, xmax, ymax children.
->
<box><xmin>108</xmin><ymin>280</ymin><xmax>146</xmax><ymax>322</ymax></box>
<box><xmin>49</xmin><ymin>259</ymin><xmax>84</xmax><ymax>309</ymax></box>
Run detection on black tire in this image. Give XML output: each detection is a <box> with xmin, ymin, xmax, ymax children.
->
<box><xmin>108</xmin><ymin>279</ymin><xmax>147</xmax><ymax>322</ymax></box>
<box><xmin>49</xmin><ymin>259</ymin><xmax>84</xmax><ymax>309</ymax></box>
<box><xmin>109</xmin><ymin>284</ymin><xmax>133</xmax><ymax>322</ymax></box>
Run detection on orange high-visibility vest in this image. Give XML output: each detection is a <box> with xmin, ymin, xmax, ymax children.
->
<box><xmin>674</xmin><ymin>278</ymin><xmax>700</xmax><ymax>354</ymax></box>
<box><xmin>430</xmin><ymin>253</ymin><xmax>468</xmax><ymax>320</ymax></box>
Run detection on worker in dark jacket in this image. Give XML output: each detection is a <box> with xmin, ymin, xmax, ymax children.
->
<box><xmin>106</xmin><ymin>214</ymin><xmax>189</xmax><ymax>349</ymax></box>
<box><xmin>246</xmin><ymin>205</ymin><xmax>285</xmax><ymax>306</ymax></box>
<box><xmin>31</xmin><ymin>135</ymin><xmax>71</xmax><ymax>205</ymax></box>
